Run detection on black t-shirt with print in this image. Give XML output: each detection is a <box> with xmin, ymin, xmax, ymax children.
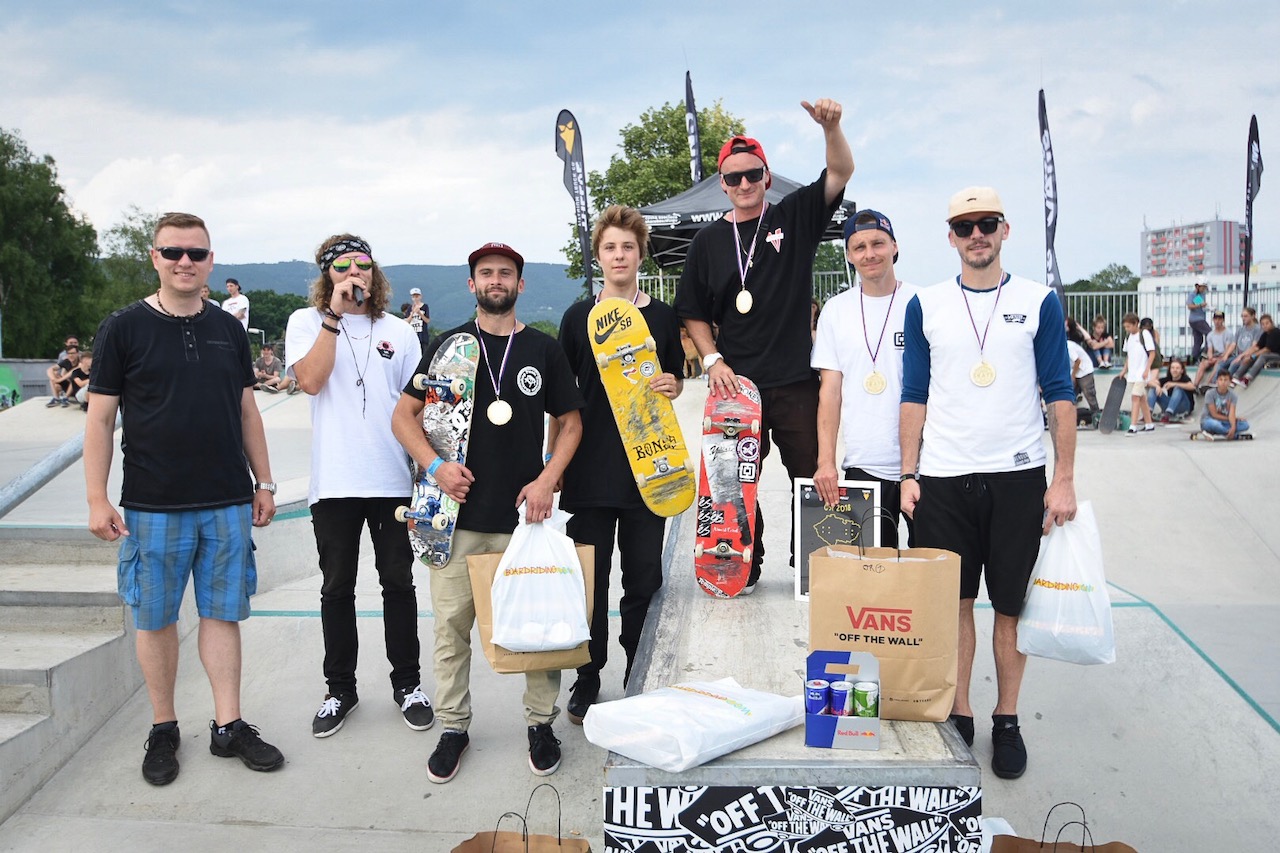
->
<box><xmin>675</xmin><ymin>170</ymin><xmax>840</xmax><ymax>389</ymax></box>
<box><xmin>407</xmin><ymin>321</ymin><xmax>584</xmax><ymax>534</ymax></box>
<box><xmin>557</xmin><ymin>297</ymin><xmax>685</xmax><ymax>511</ymax></box>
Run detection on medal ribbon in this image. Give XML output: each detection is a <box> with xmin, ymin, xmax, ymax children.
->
<box><xmin>959</xmin><ymin>273</ymin><xmax>1009</xmax><ymax>361</ymax></box>
<box><xmin>731</xmin><ymin>201</ymin><xmax>769</xmax><ymax>297</ymax></box>
<box><xmin>475</xmin><ymin>321</ymin><xmax>515</xmax><ymax>405</ymax></box>
<box><xmin>860</xmin><ymin>283</ymin><xmax>899</xmax><ymax>369</ymax></box>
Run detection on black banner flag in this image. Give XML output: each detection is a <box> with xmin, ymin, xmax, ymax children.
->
<box><xmin>685</xmin><ymin>71</ymin><xmax>703</xmax><ymax>184</ymax></box>
<box><xmin>555</xmin><ymin>109</ymin><xmax>593</xmax><ymax>287</ymax></box>
<box><xmin>1039</xmin><ymin>89</ymin><xmax>1065</xmax><ymax>311</ymax></box>
<box><xmin>1244</xmin><ymin>115</ymin><xmax>1263</xmax><ymax>306</ymax></box>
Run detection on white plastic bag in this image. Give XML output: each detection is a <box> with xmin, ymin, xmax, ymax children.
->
<box><xmin>490</xmin><ymin>508</ymin><xmax>590</xmax><ymax>653</ymax></box>
<box><xmin>1017</xmin><ymin>501</ymin><xmax>1116</xmax><ymax>665</ymax></box>
<box><xmin>583</xmin><ymin>678</ymin><xmax>804</xmax><ymax>772</ymax></box>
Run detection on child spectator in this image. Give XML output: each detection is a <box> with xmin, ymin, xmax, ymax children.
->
<box><xmin>68</xmin><ymin>351</ymin><xmax>93</xmax><ymax>411</ymax></box>
<box><xmin>1149</xmin><ymin>357</ymin><xmax>1196</xmax><ymax>423</ymax></box>
<box><xmin>1088</xmin><ymin>314</ymin><xmax>1115</xmax><ymax>368</ymax></box>
<box><xmin>1066</xmin><ymin>322</ymin><xmax>1099</xmax><ymax>425</ymax></box>
<box><xmin>1122</xmin><ymin>312</ymin><xmax>1156</xmax><ymax>434</ymax></box>
<box><xmin>1201</xmin><ymin>372</ymin><xmax>1251</xmax><ymax>439</ymax></box>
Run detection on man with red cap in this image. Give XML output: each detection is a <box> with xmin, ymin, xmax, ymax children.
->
<box><xmin>675</xmin><ymin>99</ymin><xmax>853</xmax><ymax>593</ymax></box>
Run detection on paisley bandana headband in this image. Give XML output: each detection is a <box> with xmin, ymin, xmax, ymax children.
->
<box><xmin>320</xmin><ymin>238</ymin><xmax>373</xmax><ymax>271</ymax></box>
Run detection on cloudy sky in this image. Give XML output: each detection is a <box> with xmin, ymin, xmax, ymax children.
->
<box><xmin>4</xmin><ymin>1</ymin><xmax>1278</xmax><ymax>286</ymax></box>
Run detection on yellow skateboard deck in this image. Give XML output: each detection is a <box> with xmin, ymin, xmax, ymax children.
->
<box><xmin>588</xmin><ymin>297</ymin><xmax>695</xmax><ymax>517</ymax></box>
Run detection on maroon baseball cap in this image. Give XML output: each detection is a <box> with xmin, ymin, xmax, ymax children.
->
<box><xmin>717</xmin><ymin>135</ymin><xmax>769</xmax><ymax>171</ymax></box>
<box><xmin>467</xmin><ymin>242</ymin><xmax>524</xmax><ymax>277</ymax></box>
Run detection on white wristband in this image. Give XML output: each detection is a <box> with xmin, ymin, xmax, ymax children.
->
<box><xmin>703</xmin><ymin>353</ymin><xmax>724</xmax><ymax>370</ymax></box>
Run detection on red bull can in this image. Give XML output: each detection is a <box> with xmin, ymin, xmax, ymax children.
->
<box><xmin>829</xmin><ymin>681</ymin><xmax>854</xmax><ymax>716</ymax></box>
<box><xmin>853</xmin><ymin>681</ymin><xmax>879</xmax><ymax>718</ymax></box>
<box><xmin>805</xmin><ymin>679</ymin><xmax>830</xmax><ymax>715</ymax></box>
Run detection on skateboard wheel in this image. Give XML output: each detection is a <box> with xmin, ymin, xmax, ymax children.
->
<box><xmin>643</xmin><ymin>336</ymin><xmax>656</xmax><ymax>352</ymax></box>
<box><xmin>681</xmin><ymin>458</ymin><xmax>695</xmax><ymax>474</ymax></box>
<box><xmin>742</xmin><ymin>546</ymin><xmax>752</xmax><ymax>564</ymax></box>
<box><xmin>430</xmin><ymin>514</ymin><xmax>450</xmax><ymax>531</ymax></box>
<box><xmin>703</xmin><ymin>416</ymin><xmax>713</xmax><ymax>433</ymax></box>
<box><xmin>411</xmin><ymin>374</ymin><xmax>429</xmax><ymax>391</ymax></box>
<box><xmin>693</xmin><ymin>543</ymin><xmax>703</xmax><ymax>559</ymax></box>
<box><xmin>595</xmin><ymin>352</ymin><xmax>610</xmax><ymax>369</ymax></box>
<box><xmin>394</xmin><ymin>506</ymin><xmax>410</xmax><ymax>523</ymax></box>
<box><xmin>450</xmin><ymin>378</ymin><xmax>466</xmax><ymax>396</ymax></box>
<box><xmin>635</xmin><ymin>473</ymin><xmax>647</xmax><ymax>489</ymax></box>
<box><xmin>750</xmin><ymin>419</ymin><xmax>760</xmax><ymax>435</ymax></box>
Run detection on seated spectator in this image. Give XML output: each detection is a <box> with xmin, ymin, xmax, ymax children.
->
<box><xmin>46</xmin><ymin>345</ymin><xmax>80</xmax><ymax>407</ymax></box>
<box><xmin>1088</xmin><ymin>314</ymin><xmax>1115</xmax><ymax>368</ymax></box>
<box><xmin>1232</xmin><ymin>312</ymin><xmax>1280</xmax><ymax>389</ymax></box>
<box><xmin>254</xmin><ymin>343</ymin><xmax>297</xmax><ymax>394</ymax></box>
<box><xmin>1201</xmin><ymin>372</ymin><xmax>1251</xmax><ymax>439</ymax></box>
<box><xmin>1222</xmin><ymin>307</ymin><xmax>1263</xmax><ymax>380</ymax></box>
<box><xmin>68</xmin><ymin>352</ymin><xmax>93</xmax><ymax>411</ymax></box>
<box><xmin>1149</xmin><ymin>357</ymin><xmax>1196</xmax><ymax>423</ymax></box>
<box><xmin>1066</xmin><ymin>326</ymin><xmax>1099</xmax><ymax>425</ymax></box>
<box><xmin>1193</xmin><ymin>310</ymin><xmax>1233</xmax><ymax>390</ymax></box>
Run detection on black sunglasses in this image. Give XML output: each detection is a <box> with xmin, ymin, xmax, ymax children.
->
<box><xmin>949</xmin><ymin>217</ymin><xmax>1004</xmax><ymax>238</ymax></box>
<box><xmin>156</xmin><ymin>246</ymin><xmax>212</xmax><ymax>262</ymax></box>
<box><xmin>722</xmin><ymin>167</ymin><xmax>766</xmax><ymax>187</ymax></box>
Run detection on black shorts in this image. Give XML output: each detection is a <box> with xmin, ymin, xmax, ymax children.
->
<box><xmin>913</xmin><ymin>467</ymin><xmax>1046</xmax><ymax>616</ymax></box>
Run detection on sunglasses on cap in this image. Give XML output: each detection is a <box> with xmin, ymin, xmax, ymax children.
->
<box><xmin>722</xmin><ymin>167</ymin><xmax>766</xmax><ymax>187</ymax></box>
<box><xmin>949</xmin><ymin>217</ymin><xmax>1004</xmax><ymax>238</ymax></box>
<box><xmin>156</xmin><ymin>246</ymin><xmax>211</xmax><ymax>262</ymax></box>
<box><xmin>330</xmin><ymin>256</ymin><xmax>373</xmax><ymax>272</ymax></box>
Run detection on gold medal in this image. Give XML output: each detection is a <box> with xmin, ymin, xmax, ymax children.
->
<box><xmin>970</xmin><ymin>361</ymin><xmax>996</xmax><ymax>387</ymax></box>
<box><xmin>863</xmin><ymin>370</ymin><xmax>887</xmax><ymax>395</ymax></box>
<box><xmin>735</xmin><ymin>289</ymin><xmax>754</xmax><ymax>314</ymax></box>
<box><xmin>487</xmin><ymin>399</ymin><xmax>513</xmax><ymax>425</ymax></box>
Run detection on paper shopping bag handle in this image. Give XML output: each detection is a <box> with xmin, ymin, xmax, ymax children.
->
<box><xmin>525</xmin><ymin>782</ymin><xmax>565</xmax><ymax>843</ymax></box>
<box><xmin>489</xmin><ymin>812</ymin><xmax>528</xmax><ymax>853</ymax></box>
<box><xmin>1052</xmin><ymin>819</ymin><xmax>1096</xmax><ymax>851</ymax></box>
<box><xmin>1038</xmin><ymin>801</ymin><xmax>1087</xmax><ymax>847</ymax></box>
<box><xmin>857</xmin><ymin>507</ymin><xmax>903</xmax><ymax>557</ymax></box>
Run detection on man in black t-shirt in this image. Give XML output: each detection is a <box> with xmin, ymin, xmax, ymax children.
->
<box><xmin>554</xmin><ymin>205</ymin><xmax>685</xmax><ymax>723</ymax></box>
<box><xmin>46</xmin><ymin>345</ymin><xmax>80</xmax><ymax>407</ymax></box>
<box><xmin>393</xmin><ymin>241</ymin><xmax>584</xmax><ymax>785</ymax></box>
<box><xmin>675</xmin><ymin>98</ymin><xmax>853</xmax><ymax>591</ymax></box>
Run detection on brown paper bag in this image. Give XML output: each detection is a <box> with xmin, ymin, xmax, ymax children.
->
<box><xmin>452</xmin><ymin>784</ymin><xmax>593</xmax><ymax>852</ymax></box>
<box><xmin>468</xmin><ymin>544</ymin><xmax>594</xmax><ymax>674</ymax></box>
<box><xmin>808</xmin><ymin>544</ymin><xmax>960</xmax><ymax>722</ymax></box>
<box><xmin>991</xmin><ymin>803</ymin><xmax>1138</xmax><ymax>852</ymax></box>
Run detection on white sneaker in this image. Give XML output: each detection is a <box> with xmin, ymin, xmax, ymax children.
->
<box><xmin>1143</xmin><ymin>423</ymin><xmax>1156</xmax><ymax>432</ymax></box>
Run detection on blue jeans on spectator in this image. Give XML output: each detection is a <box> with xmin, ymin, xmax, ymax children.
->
<box><xmin>1149</xmin><ymin>387</ymin><xmax>1191</xmax><ymax>417</ymax></box>
<box><xmin>1090</xmin><ymin>347</ymin><xmax>1112</xmax><ymax>367</ymax></box>
<box><xmin>1201</xmin><ymin>417</ymin><xmax>1251</xmax><ymax>436</ymax></box>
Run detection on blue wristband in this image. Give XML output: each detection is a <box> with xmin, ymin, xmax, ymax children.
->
<box><xmin>427</xmin><ymin>457</ymin><xmax>444</xmax><ymax>478</ymax></box>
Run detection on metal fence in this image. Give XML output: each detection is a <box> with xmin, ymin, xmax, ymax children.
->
<box><xmin>640</xmin><ymin>274</ymin><xmax>1280</xmax><ymax>362</ymax></box>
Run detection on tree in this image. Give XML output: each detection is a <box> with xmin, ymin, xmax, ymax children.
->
<box><xmin>0</xmin><ymin>127</ymin><xmax>105</xmax><ymax>357</ymax></box>
<box><xmin>244</xmin><ymin>289</ymin><xmax>308</xmax><ymax>343</ymax></box>
<box><xmin>561</xmin><ymin>101</ymin><xmax>745</xmax><ymax>282</ymax></box>
<box><xmin>1064</xmin><ymin>263</ymin><xmax>1139</xmax><ymax>293</ymax></box>
<box><xmin>85</xmin><ymin>206</ymin><xmax>161</xmax><ymax>327</ymax></box>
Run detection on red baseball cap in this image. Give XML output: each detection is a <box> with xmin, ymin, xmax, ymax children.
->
<box><xmin>467</xmin><ymin>242</ymin><xmax>525</xmax><ymax>278</ymax></box>
<box><xmin>717</xmin><ymin>136</ymin><xmax>769</xmax><ymax>171</ymax></box>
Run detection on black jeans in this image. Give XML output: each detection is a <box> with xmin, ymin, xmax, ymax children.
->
<box><xmin>311</xmin><ymin>497</ymin><xmax>421</xmax><ymax>697</ymax></box>
<box><xmin>1189</xmin><ymin>319</ymin><xmax>1211</xmax><ymax>363</ymax></box>
<box><xmin>751</xmin><ymin>376</ymin><xmax>820</xmax><ymax>583</ymax></box>
<box><xmin>567</xmin><ymin>507</ymin><xmax>666</xmax><ymax>686</ymax></box>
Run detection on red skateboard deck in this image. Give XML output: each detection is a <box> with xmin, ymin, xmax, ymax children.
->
<box><xmin>694</xmin><ymin>377</ymin><xmax>762</xmax><ymax>598</ymax></box>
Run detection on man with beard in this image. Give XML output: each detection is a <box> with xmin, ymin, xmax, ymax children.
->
<box><xmin>899</xmin><ymin>187</ymin><xmax>1076</xmax><ymax>781</ymax></box>
<box><xmin>286</xmin><ymin>234</ymin><xmax>432</xmax><ymax>739</ymax></box>
<box><xmin>393</xmin><ymin>242</ymin><xmax>584</xmax><ymax>784</ymax></box>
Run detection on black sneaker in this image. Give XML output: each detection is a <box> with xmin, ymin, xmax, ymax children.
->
<box><xmin>142</xmin><ymin>723</ymin><xmax>181</xmax><ymax>785</ymax></box>
<box><xmin>991</xmin><ymin>715</ymin><xmax>1027</xmax><ymax>779</ymax></box>
<box><xmin>427</xmin><ymin>730</ymin><xmax>469</xmax><ymax>784</ymax></box>
<box><xmin>45</xmin><ymin>398</ymin><xmax>59</xmax><ymax>408</ymax></box>
<box><xmin>948</xmin><ymin>714</ymin><xmax>974</xmax><ymax>747</ymax></box>
<box><xmin>394</xmin><ymin>685</ymin><xmax>435</xmax><ymax>731</ymax></box>
<box><xmin>567</xmin><ymin>673</ymin><xmax>600</xmax><ymax>725</ymax></box>
<box><xmin>209</xmin><ymin>719</ymin><xmax>285</xmax><ymax>771</ymax></box>
<box><xmin>312</xmin><ymin>693</ymin><xmax>358</xmax><ymax>738</ymax></box>
<box><xmin>527</xmin><ymin>723</ymin><xmax>561</xmax><ymax>776</ymax></box>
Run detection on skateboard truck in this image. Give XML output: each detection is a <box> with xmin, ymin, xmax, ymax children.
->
<box><xmin>693</xmin><ymin>539</ymin><xmax>752</xmax><ymax>564</ymax></box>
<box><xmin>595</xmin><ymin>337</ymin><xmax>656</xmax><ymax>369</ymax></box>
<box><xmin>635</xmin><ymin>455</ymin><xmax>695</xmax><ymax>489</ymax></box>
<box><xmin>412</xmin><ymin>374</ymin><xmax>467</xmax><ymax>397</ymax></box>
<box><xmin>702</xmin><ymin>416</ymin><xmax>761</xmax><ymax>437</ymax></box>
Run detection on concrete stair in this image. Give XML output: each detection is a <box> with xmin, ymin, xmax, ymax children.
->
<box><xmin>0</xmin><ymin>538</ymin><xmax>142</xmax><ymax>823</ymax></box>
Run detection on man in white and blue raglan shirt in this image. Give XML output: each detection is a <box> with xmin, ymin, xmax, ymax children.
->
<box><xmin>898</xmin><ymin>187</ymin><xmax>1077</xmax><ymax>781</ymax></box>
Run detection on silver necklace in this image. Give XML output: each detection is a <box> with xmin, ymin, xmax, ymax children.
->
<box><xmin>340</xmin><ymin>314</ymin><xmax>374</xmax><ymax>417</ymax></box>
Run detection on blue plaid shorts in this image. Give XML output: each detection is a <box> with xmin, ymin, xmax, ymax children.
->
<box><xmin>117</xmin><ymin>505</ymin><xmax>258</xmax><ymax>630</ymax></box>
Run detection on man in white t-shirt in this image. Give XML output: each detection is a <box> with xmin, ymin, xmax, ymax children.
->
<box><xmin>222</xmin><ymin>278</ymin><xmax>250</xmax><ymax>331</ymax></box>
<box><xmin>813</xmin><ymin>209</ymin><xmax>918</xmax><ymax>546</ymax></box>
<box><xmin>285</xmin><ymin>234</ymin><xmax>432</xmax><ymax>740</ymax></box>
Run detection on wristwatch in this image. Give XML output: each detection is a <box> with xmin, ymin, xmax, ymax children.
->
<box><xmin>899</xmin><ymin>473</ymin><xmax>920</xmax><ymax>483</ymax></box>
<box><xmin>255</xmin><ymin>482</ymin><xmax>277</xmax><ymax>495</ymax></box>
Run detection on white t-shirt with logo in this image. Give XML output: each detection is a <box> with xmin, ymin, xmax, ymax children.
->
<box><xmin>222</xmin><ymin>293</ymin><xmax>250</xmax><ymax>330</ymax></box>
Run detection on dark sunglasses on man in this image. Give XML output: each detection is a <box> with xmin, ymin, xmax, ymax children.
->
<box><xmin>721</xmin><ymin>167</ymin><xmax>766</xmax><ymax>187</ymax></box>
<box><xmin>156</xmin><ymin>246</ymin><xmax>212</xmax><ymax>262</ymax></box>
<box><xmin>949</xmin><ymin>217</ymin><xmax>1004</xmax><ymax>239</ymax></box>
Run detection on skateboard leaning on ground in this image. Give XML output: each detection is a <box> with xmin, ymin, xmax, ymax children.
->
<box><xmin>1190</xmin><ymin>431</ymin><xmax>1253</xmax><ymax>441</ymax></box>
<box><xmin>1098</xmin><ymin>375</ymin><xmax>1128</xmax><ymax>434</ymax></box>
<box><xmin>395</xmin><ymin>332</ymin><xmax>480</xmax><ymax>567</ymax></box>
<box><xmin>588</xmin><ymin>297</ymin><xmax>695</xmax><ymax>517</ymax></box>
<box><xmin>694</xmin><ymin>377</ymin><xmax>762</xmax><ymax>598</ymax></box>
